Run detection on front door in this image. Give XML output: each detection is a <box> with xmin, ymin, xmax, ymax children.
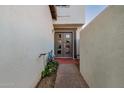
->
<box><xmin>55</xmin><ymin>32</ymin><xmax>73</xmax><ymax>57</ymax></box>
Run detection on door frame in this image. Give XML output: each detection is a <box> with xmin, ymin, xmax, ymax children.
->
<box><xmin>54</xmin><ymin>30</ymin><xmax>76</xmax><ymax>59</ymax></box>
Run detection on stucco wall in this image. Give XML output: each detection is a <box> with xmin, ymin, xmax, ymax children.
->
<box><xmin>53</xmin><ymin>5</ymin><xmax>85</xmax><ymax>24</ymax></box>
<box><xmin>76</xmin><ymin>27</ymin><xmax>82</xmax><ymax>59</ymax></box>
<box><xmin>0</xmin><ymin>6</ymin><xmax>54</xmax><ymax>87</ymax></box>
<box><xmin>80</xmin><ymin>6</ymin><xmax>124</xmax><ymax>87</ymax></box>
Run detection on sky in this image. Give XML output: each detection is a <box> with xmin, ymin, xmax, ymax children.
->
<box><xmin>85</xmin><ymin>5</ymin><xmax>107</xmax><ymax>24</ymax></box>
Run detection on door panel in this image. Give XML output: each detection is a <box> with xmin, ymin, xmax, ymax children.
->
<box><xmin>55</xmin><ymin>33</ymin><xmax>64</xmax><ymax>57</ymax></box>
<box><xmin>63</xmin><ymin>33</ymin><xmax>73</xmax><ymax>57</ymax></box>
<box><xmin>55</xmin><ymin>32</ymin><xmax>73</xmax><ymax>57</ymax></box>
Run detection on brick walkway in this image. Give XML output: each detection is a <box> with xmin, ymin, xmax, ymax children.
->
<box><xmin>54</xmin><ymin>58</ymin><xmax>88</xmax><ymax>88</ymax></box>
<box><xmin>55</xmin><ymin>58</ymin><xmax>79</xmax><ymax>64</ymax></box>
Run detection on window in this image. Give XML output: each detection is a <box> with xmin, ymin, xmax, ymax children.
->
<box><xmin>58</xmin><ymin>34</ymin><xmax>61</xmax><ymax>38</ymax></box>
<box><xmin>66</xmin><ymin>34</ymin><xmax>70</xmax><ymax>39</ymax></box>
<box><xmin>57</xmin><ymin>50</ymin><xmax>61</xmax><ymax>54</ymax></box>
<box><xmin>58</xmin><ymin>45</ymin><xmax>61</xmax><ymax>49</ymax></box>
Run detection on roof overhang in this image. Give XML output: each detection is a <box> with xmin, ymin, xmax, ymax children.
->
<box><xmin>53</xmin><ymin>24</ymin><xmax>84</xmax><ymax>30</ymax></box>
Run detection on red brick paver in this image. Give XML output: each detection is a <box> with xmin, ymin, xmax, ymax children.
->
<box><xmin>55</xmin><ymin>58</ymin><xmax>79</xmax><ymax>64</ymax></box>
<box><xmin>54</xmin><ymin>58</ymin><xmax>88</xmax><ymax>88</ymax></box>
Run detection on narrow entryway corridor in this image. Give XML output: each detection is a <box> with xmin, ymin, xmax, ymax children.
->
<box><xmin>54</xmin><ymin>58</ymin><xmax>88</xmax><ymax>88</ymax></box>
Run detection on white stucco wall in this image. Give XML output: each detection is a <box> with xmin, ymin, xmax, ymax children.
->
<box><xmin>76</xmin><ymin>27</ymin><xmax>82</xmax><ymax>59</ymax></box>
<box><xmin>0</xmin><ymin>6</ymin><xmax>54</xmax><ymax>87</ymax></box>
<box><xmin>80</xmin><ymin>6</ymin><xmax>124</xmax><ymax>87</ymax></box>
<box><xmin>53</xmin><ymin>5</ymin><xmax>85</xmax><ymax>24</ymax></box>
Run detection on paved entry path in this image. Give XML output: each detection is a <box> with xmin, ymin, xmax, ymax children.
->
<box><xmin>54</xmin><ymin>58</ymin><xmax>89</xmax><ymax>88</ymax></box>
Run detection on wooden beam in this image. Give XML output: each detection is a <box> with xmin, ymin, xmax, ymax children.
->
<box><xmin>49</xmin><ymin>5</ymin><xmax>57</xmax><ymax>20</ymax></box>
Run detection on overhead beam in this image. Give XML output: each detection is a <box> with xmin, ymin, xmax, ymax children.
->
<box><xmin>49</xmin><ymin>5</ymin><xmax>57</xmax><ymax>20</ymax></box>
<box><xmin>53</xmin><ymin>24</ymin><xmax>83</xmax><ymax>30</ymax></box>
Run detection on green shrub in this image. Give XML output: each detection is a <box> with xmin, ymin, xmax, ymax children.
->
<box><xmin>41</xmin><ymin>61</ymin><xmax>59</xmax><ymax>78</ymax></box>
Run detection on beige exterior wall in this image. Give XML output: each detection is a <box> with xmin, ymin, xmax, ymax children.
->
<box><xmin>0</xmin><ymin>6</ymin><xmax>54</xmax><ymax>87</ymax></box>
<box><xmin>80</xmin><ymin>6</ymin><xmax>124</xmax><ymax>87</ymax></box>
<box><xmin>53</xmin><ymin>5</ymin><xmax>85</xmax><ymax>24</ymax></box>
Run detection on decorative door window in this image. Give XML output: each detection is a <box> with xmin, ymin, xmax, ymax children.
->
<box><xmin>58</xmin><ymin>34</ymin><xmax>61</xmax><ymax>38</ymax></box>
<box><xmin>58</xmin><ymin>40</ymin><xmax>62</xmax><ymax>43</ymax></box>
<box><xmin>58</xmin><ymin>45</ymin><xmax>61</xmax><ymax>49</ymax></box>
<box><xmin>66</xmin><ymin>34</ymin><xmax>70</xmax><ymax>38</ymax></box>
<box><xmin>57</xmin><ymin>50</ymin><xmax>61</xmax><ymax>54</ymax></box>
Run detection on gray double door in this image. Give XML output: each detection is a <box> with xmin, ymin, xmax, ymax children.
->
<box><xmin>55</xmin><ymin>32</ymin><xmax>73</xmax><ymax>57</ymax></box>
